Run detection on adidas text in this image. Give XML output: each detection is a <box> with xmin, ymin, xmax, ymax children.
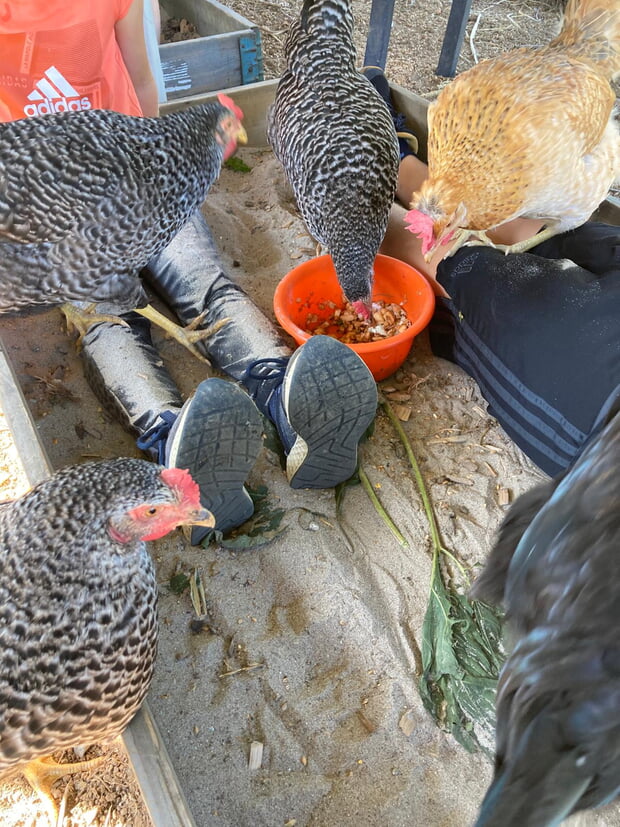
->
<box><xmin>24</xmin><ymin>97</ymin><xmax>92</xmax><ymax>117</ymax></box>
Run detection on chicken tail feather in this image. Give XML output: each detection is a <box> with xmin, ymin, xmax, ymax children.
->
<box><xmin>552</xmin><ymin>0</ymin><xmax>620</xmax><ymax>79</ymax></box>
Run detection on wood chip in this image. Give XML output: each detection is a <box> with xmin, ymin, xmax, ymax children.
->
<box><xmin>391</xmin><ymin>403</ymin><xmax>412</xmax><ymax>422</ymax></box>
<box><xmin>497</xmin><ymin>486</ymin><xmax>512</xmax><ymax>506</ymax></box>
<box><xmin>442</xmin><ymin>474</ymin><xmax>474</xmax><ymax>487</ymax></box>
<box><xmin>398</xmin><ymin>709</ymin><xmax>415</xmax><ymax>737</ymax></box>
<box><xmin>384</xmin><ymin>391</ymin><xmax>411</xmax><ymax>402</ymax></box>
<box><xmin>248</xmin><ymin>740</ymin><xmax>263</xmax><ymax>770</ymax></box>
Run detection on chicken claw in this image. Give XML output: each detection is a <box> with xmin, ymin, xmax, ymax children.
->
<box><xmin>135</xmin><ymin>305</ymin><xmax>231</xmax><ymax>362</ymax></box>
<box><xmin>61</xmin><ymin>302</ymin><xmax>130</xmax><ymax>349</ymax></box>
<box><xmin>61</xmin><ymin>302</ymin><xmax>230</xmax><ymax>362</ymax></box>
<box><xmin>21</xmin><ymin>752</ymin><xmax>106</xmax><ymax>825</ymax></box>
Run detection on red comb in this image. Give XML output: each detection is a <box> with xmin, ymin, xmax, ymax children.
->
<box><xmin>217</xmin><ymin>93</ymin><xmax>244</xmax><ymax>122</ymax></box>
<box><xmin>161</xmin><ymin>467</ymin><xmax>202</xmax><ymax>507</ymax></box>
<box><xmin>404</xmin><ymin>209</ymin><xmax>435</xmax><ymax>256</ymax></box>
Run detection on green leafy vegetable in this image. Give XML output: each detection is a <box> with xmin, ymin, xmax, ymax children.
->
<box><xmin>169</xmin><ymin>572</ymin><xmax>190</xmax><ymax>595</ymax></box>
<box><xmin>224</xmin><ymin>157</ymin><xmax>252</xmax><ymax>173</ymax></box>
<box><xmin>380</xmin><ymin>398</ymin><xmax>505</xmax><ymax>753</ymax></box>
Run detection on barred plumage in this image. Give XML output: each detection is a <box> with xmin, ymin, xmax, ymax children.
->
<box><xmin>0</xmin><ymin>103</ymin><xmax>237</xmax><ymax>312</ymax></box>
<box><xmin>0</xmin><ymin>459</ymin><xmax>207</xmax><ymax>783</ymax></box>
<box><xmin>268</xmin><ymin>0</ymin><xmax>400</xmax><ymax>312</ymax></box>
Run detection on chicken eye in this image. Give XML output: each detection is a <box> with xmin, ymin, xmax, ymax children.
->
<box><xmin>146</xmin><ymin>507</ymin><xmax>158</xmax><ymax>517</ymax></box>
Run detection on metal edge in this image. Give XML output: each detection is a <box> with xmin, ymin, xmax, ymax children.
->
<box><xmin>0</xmin><ymin>336</ymin><xmax>197</xmax><ymax>827</ymax></box>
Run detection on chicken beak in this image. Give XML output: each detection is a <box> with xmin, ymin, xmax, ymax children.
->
<box><xmin>189</xmin><ymin>507</ymin><xmax>216</xmax><ymax>528</ymax></box>
<box><xmin>237</xmin><ymin>124</ymin><xmax>248</xmax><ymax>145</ymax></box>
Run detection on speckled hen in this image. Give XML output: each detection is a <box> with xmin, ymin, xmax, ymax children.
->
<box><xmin>0</xmin><ymin>97</ymin><xmax>246</xmax><ymax>354</ymax></box>
<box><xmin>0</xmin><ymin>459</ymin><xmax>213</xmax><ymax>821</ymax></box>
<box><xmin>471</xmin><ymin>411</ymin><xmax>620</xmax><ymax>826</ymax></box>
<box><xmin>268</xmin><ymin>0</ymin><xmax>400</xmax><ymax>318</ymax></box>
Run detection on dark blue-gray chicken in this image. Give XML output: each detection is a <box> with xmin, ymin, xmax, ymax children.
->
<box><xmin>471</xmin><ymin>411</ymin><xmax>620</xmax><ymax>826</ymax></box>
<box><xmin>0</xmin><ymin>96</ymin><xmax>245</xmax><ymax>356</ymax></box>
<box><xmin>268</xmin><ymin>0</ymin><xmax>400</xmax><ymax>319</ymax></box>
<box><xmin>0</xmin><ymin>459</ymin><xmax>213</xmax><ymax>822</ymax></box>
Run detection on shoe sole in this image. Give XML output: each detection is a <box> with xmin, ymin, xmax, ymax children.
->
<box><xmin>282</xmin><ymin>336</ymin><xmax>378</xmax><ymax>489</ymax></box>
<box><xmin>166</xmin><ymin>378</ymin><xmax>263</xmax><ymax>541</ymax></box>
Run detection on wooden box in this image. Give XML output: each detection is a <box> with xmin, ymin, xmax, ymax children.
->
<box><xmin>158</xmin><ymin>0</ymin><xmax>263</xmax><ymax>101</ymax></box>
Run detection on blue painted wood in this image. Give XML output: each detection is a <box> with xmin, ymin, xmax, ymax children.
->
<box><xmin>436</xmin><ymin>0</ymin><xmax>473</xmax><ymax>77</ymax></box>
<box><xmin>240</xmin><ymin>31</ymin><xmax>264</xmax><ymax>84</ymax></box>
<box><xmin>362</xmin><ymin>0</ymin><xmax>396</xmax><ymax>70</ymax></box>
<box><xmin>159</xmin><ymin>29</ymin><xmax>260</xmax><ymax>99</ymax></box>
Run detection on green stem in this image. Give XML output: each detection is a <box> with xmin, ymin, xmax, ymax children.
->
<box><xmin>381</xmin><ymin>399</ymin><xmax>443</xmax><ymax>552</ymax></box>
<box><xmin>358</xmin><ymin>465</ymin><xmax>409</xmax><ymax>547</ymax></box>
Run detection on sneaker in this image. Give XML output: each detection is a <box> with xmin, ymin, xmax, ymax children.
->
<box><xmin>361</xmin><ymin>66</ymin><xmax>418</xmax><ymax>159</ymax></box>
<box><xmin>244</xmin><ymin>337</ymin><xmax>378</xmax><ymax>489</ymax></box>
<box><xmin>138</xmin><ymin>378</ymin><xmax>263</xmax><ymax>543</ymax></box>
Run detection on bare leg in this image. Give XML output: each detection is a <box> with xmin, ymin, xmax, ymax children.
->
<box><xmin>21</xmin><ymin>753</ymin><xmax>106</xmax><ymax>825</ymax></box>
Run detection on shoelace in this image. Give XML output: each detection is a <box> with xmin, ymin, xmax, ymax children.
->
<box><xmin>136</xmin><ymin>410</ymin><xmax>178</xmax><ymax>464</ymax></box>
<box><xmin>242</xmin><ymin>357</ymin><xmax>297</xmax><ymax>453</ymax></box>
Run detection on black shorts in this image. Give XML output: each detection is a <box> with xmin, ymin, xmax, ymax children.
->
<box><xmin>429</xmin><ymin>223</ymin><xmax>620</xmax><ymax>477</ymax></box>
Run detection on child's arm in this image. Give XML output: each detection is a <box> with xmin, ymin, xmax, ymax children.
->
<box><xmin>115</xmin><ymin>0</ymin><xmax>159</xmax><ymax>117</ymax></box>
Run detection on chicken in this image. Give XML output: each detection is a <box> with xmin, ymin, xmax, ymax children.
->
<box><xmin>0</xmin><ymin>95</ymin><xmax>246</xmax><ymax>357</ymax></box>
<box><xmin>0</xmin><ymin>458</ymin><xmax>214</xmax><ymax>822</ymax></box>
<box><xmin>268</xmin><ymin>0</ymin><xmax>400</xmax><ymax>318</ymax></box>
<box><xmin>405</xmin><ymin>0</ymin><xmax>620</xmax><ymax>261</ymax></box>
<box><xmin>470</xmin><ymin>411</ymin><xmax>620</xmax><ymax>826</ymax></box>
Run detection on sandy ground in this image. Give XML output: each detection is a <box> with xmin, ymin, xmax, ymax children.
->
<box><xmin>1</xmin><ymin>1</ymin><xmax>619</xmax><ymax>826</ymax></box>
<box><xmin>2</xmin><ymin>143</ymin><xmax>620</xmax><ymax>827</ymax></box>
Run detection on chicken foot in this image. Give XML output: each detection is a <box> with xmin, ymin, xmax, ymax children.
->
<box><xmin>485</xmin><ymin>222</ymin><xmax>561</xmax><ymax>255</ymax></box>
<box><xmin>62</xmin><ymin>302</ymin><xmax>230</xmax><ymax>362</ymax></box>
<box><xmin>456</xmin><ymin>223</ymin><xmax>561</xmax><ymax>257</ymax></box>
<box><xmin>135</xmin><ymin>304</ymin><xmax>230</xmax><ymax>361</ymax></box>
<box><xmin>21</xmin><ymin>752</ymin><xmax>106</xmax><ymax>825</ymax></box>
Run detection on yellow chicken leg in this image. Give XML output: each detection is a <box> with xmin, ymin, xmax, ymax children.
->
<box><xmin>489</xmin><ymin>222</ymin><xmax>562</xmax><ymax>255</ymax></box>
<box><xmin>61</xmin><ymin>302</ymin><xmax>230</xmax><ymax>362</ymax></box>
<box><xmin>21</xmin><ymin>752</ymin><xmax>106</xmax><ymax>825</ymax></box>
<box><xmin>134</xmin><ymin>305</ymin><xmax>230</xmax><ymax>361</ymax></box>
<box><xmin>61</xmin><ymin>302</ymin><xmax>130</xmax><ymax>346</ymax></box>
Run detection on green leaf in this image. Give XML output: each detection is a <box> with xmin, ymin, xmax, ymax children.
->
<box><xmin>224</xmin><ymin>157</ymin><xmax>252</xmax><ymax>172</ymax></box>
<box><xmin>198</xmin><ymin>484</ymin><xmax>287</xmax><ymax>551</ymax></box>
<box><xmin>419</xmin><ymin>559</ymin><xmax>504</xmax><ymax>754</ymax></box>
<box><xmin>169</xmin><ymin>573</ymin><xmax>190</xmax><ymax>594</ymax></box>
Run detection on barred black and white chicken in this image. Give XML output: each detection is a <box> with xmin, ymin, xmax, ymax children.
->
<box><xmin>471</xmin><ymin>411</ymin><xmax>620</xmax><ymax>826</ymax></box>
<box><xmin>0</xmin><ymin>459</ymin><xmax>213</xmax><ymax>822</ymax></box>
<box><xmin>0</xmin><ymin>96</ymin><xmax>246</xmax><ymax>356</ymax></box>
<box><xmin>268</xmin><ymin>0</ymin><xmax>400</xmax><ymax>318</ymax></box>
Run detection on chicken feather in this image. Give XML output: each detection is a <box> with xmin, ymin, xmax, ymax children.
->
<box><xmin>268</xmin><ymin>0</ymin><xmax>400</xmax><ymax>317</ymax></box>
<box><xmin>406</xmin><ymin>0</ymin><xmax>620</xmax><ymax>261</ymax></box>
<box><xmin>0</xmin><ymin>100</ymin><xmax>245</xmax><ymax>318</ymax></box>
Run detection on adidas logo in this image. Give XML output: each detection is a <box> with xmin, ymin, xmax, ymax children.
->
<box><xmin>23</xmin><ymin>66</ymin><xmax>92</xmax><ymax>117</ymax></box>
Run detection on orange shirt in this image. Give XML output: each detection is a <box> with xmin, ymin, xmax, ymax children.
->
<box><xmin>0</xmin><ymin>0</ymin><xmax>142</xmax><ymax>122</ymax></box>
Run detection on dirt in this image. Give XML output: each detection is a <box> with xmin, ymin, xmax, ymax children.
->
<box><xmin>4</xmin><ymin>2</ymin><xmax>616</xmax><ymax>827</ymax></box>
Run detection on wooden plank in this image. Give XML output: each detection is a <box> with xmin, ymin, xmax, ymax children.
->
<box><xmin>160</xmin><ymin>0</ymin><xmax>256</xmax><ymax>35</ymax></box>
<box><xmin>436</xmin><ymin>0</ymin><xmax>473</xmax><ymax>77</ymax></box>
<box><xmin>159</xmin><ymin>30</ymin><xmax>257</xmax><ymax>98</ymax></box>
<box><xmin>362</xmin><ymin>0</ymin><xmax>396</xmax><ymax>70</ymax></box>
<box><xmin>160</xmin><ymin>77</ymin><xmax>278</xmax><ymax>146</ymax></box>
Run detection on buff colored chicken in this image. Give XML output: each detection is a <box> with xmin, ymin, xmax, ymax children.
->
<box><xmin>405</xmin><ymin>0</ymin><xmax>620</xmax><ymax>261</ymax></box>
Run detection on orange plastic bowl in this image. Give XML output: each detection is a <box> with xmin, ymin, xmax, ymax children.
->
<box><xmin>273</xmin><ymin>254</ymin><xmax>436</xmax><ymax>382</ymax></box>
